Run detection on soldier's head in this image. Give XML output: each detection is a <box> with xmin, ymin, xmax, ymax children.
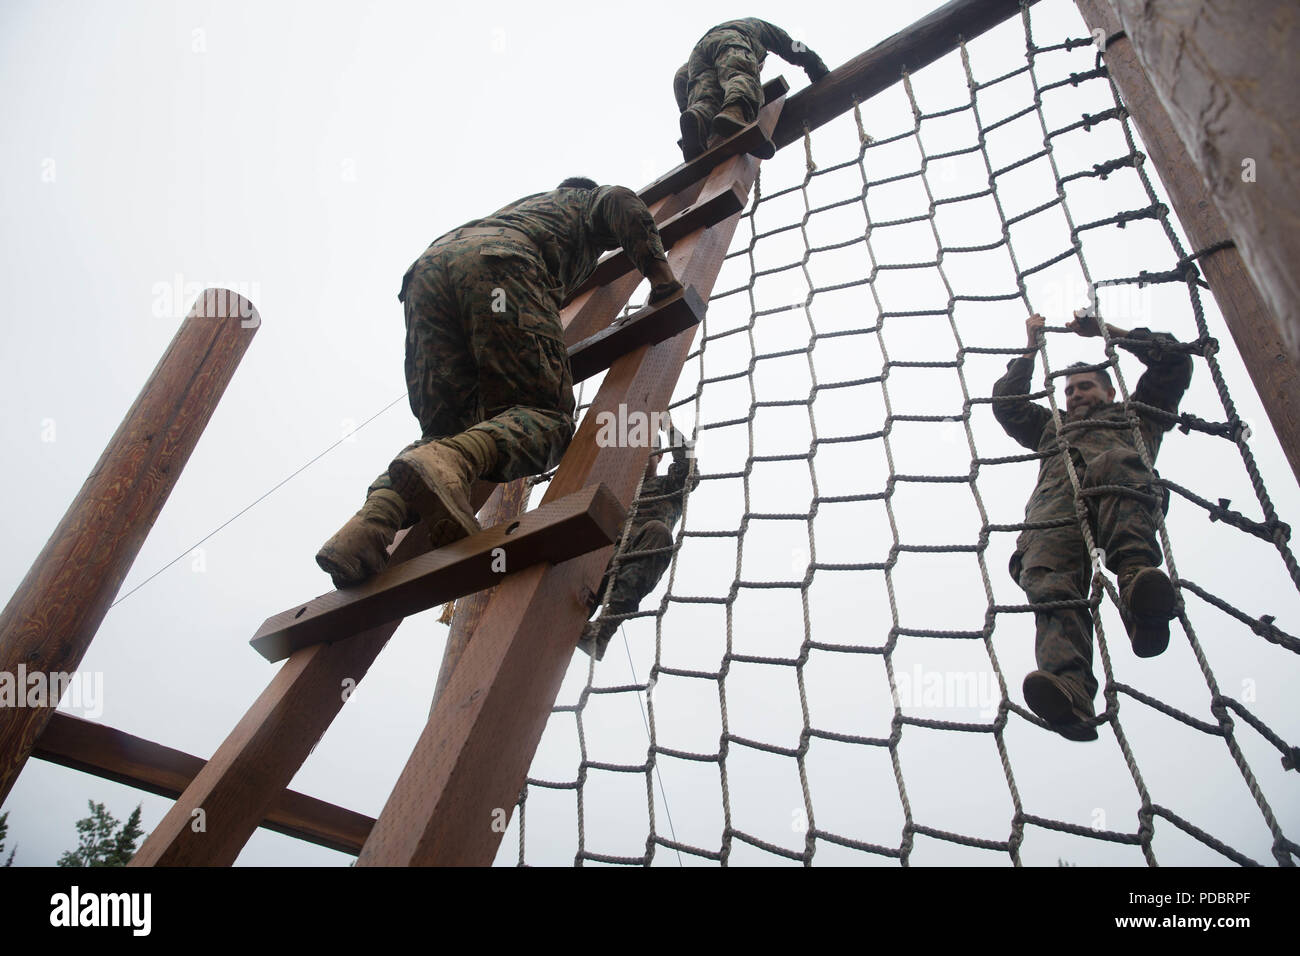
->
<box><xmin>1063</xmin><ymin>362</ymin><xmax>1115</xmax><ymax>419</ymax></box>
<box><xmin>558</xmin><ymin>177</ymin><xmax>598</xmax><ymax>191</ymax></box>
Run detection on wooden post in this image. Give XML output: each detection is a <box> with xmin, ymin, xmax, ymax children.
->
<box><xmin>355</xmin><ymin>150</ymin><xmax>765</xmax><ymax>867</ymax></box>
<box><xmin>1105</xmin><ymin>0</ymin><xmax>1300</xmax><ymax>368</ymax></box>
<box><xmin>0</xmin><ymin>289</ymin><xmax>258</xmax><ymax>805</ymax></box>
<box><xmin>1075</xmin><ymin>0</ymin><xmax>1300</xmax><ymax>484</ymax></box>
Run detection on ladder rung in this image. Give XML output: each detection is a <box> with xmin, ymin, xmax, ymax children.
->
<box><xmin>250</xmin><ymin>484</ymin><xmax>625</xmax><ymax>663</ymax></box>
<box><xmin>568</xmin><ymin>285</ymin><xmax>707</xmax><ymax>382</ymax></box>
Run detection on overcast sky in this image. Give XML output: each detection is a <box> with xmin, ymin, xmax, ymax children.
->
<box><xmin>1</xmin><ymin>0</ymin><xmax>1296</xmax><ymax>867</ymax></box>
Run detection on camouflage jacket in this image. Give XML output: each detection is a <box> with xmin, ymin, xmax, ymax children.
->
<box><xmin>675</xmin><ymin>18</ymin><xmax>821</xmax><ymax>103</ymax></box>
<box><xmin>698</xmin><ymin>18</ymin><xmax>815</xmax><ymax>69</ymax></box>
<box><xmin>437</xmin><ymin>185</ymin><xmax>667</xmax><ymax>304</ymax></box>
<box><xmin>992</xmin><ymin>328</ymin><xmax>1193</xmax><ymax>526</ymax></box>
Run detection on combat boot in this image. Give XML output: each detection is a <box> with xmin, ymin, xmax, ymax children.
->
<box><xmin>711</xmin><ymin>104</ymin><xmax>748</xmax><ymax>139</ymax></box>
<box><xmin>1022</xmin><ymin>670</ymin><xmax>1099</xmax><ymax>742</ymax></box>
<box><xmin>388</xmin><ymin>431</ymin><xmax>495</xmax><ymax>548</ymax></box>
<box><xmin>679</xmin><ymin>111</ymin><xmax>708</xmax><ymax>160</ymax></box>
<box><xmin>1117</xmin><ymin>566</ymin><xmax>1176</xmax><ymax>658</ymax></box>
<box><xmin>576</xmin><ymin>618</ymin><xmax>617</xmax><ymax>661</ymax></box>
<box><xmin>315</xmin><ymin>488</ymin><xmax>407</xmax><ymax>589</ymax></box>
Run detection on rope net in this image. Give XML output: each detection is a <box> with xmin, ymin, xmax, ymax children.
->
<box><xmin>504</xmin><ymin>0</ymin><xmax>1300</xmax><ymax>866</ymax></box>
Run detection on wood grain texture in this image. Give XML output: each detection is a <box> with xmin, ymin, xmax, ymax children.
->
<box><xmin>770</xmin><ymin>0</ymin><xmax>1040</xmax><ymax>149</ymax></box>
<box><xmin>567</xmin><ymin>285</ymin><xmax>707</xmax><ymax>383</ymax></box>
<box><xmin>1109</xmin><ymin>0</ymin><xmax>1300</xmax><ymax>367</ymax></box>
<box><xmin>430</xmin><ymin>479</ymin><xmax>531</xmax><ymax>710</ymax></box>
<box><xmin>1076</xmin><ymin>0</ymin><xmax>1300</xmax><ymax>483</ymax></box>
<box><xmin>0</xmin><ymin>289</ymin><xmax>258</xmax><ymax>805</ymax></box>
<box><xmin>34</xmin><ymin>712</ymin><xmax>374</xmax><ymax>855</ymax></box>
<box><xmin>250</xmin><ymin>485</ymin><xmax>625</xmax><ymax>662</ymax></box>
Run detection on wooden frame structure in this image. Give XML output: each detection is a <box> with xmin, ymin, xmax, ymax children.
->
<box><xmin>2</xmin><ymin>0</ymin><xmax>1292</xmax><ymax>866</ymax></box>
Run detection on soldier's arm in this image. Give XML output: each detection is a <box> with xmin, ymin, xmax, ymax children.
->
<box><xmin>588</xmin><ymin>185</ymin><xmax>681</xmax><ymax>301</ymax></box>
<box><xmin>992</xmin><ymin>314</ymin><xmax>1052</xmax><ymax>450</ymax></box>
<box><xmin>751</xmin><ymin>18</ymin><xmax>829</xmax><ymax>80</ymax></box>
<box><xmin>993</xmin><ymin>355</ymin><xmax>1051</xmax><ymax>450</ymax></box>
<box><xmin>1118</xmin><ymin>327</ymin><xmax>1194</xmax><ymax>421</ymax></box>
<box><xmin>1067</xmin><ymin>313</ymin><xmax>1193</xmax><ymax>421</ymax></box>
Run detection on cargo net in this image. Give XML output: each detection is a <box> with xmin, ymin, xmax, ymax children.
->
<box><xmin>506</xmin><ymin>0</ymin><xmax>1300</xmax><ymax>866</ymax></box>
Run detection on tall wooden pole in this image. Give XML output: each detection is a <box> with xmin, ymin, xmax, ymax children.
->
<box><xmin>0</xmin><ymin>289</ymin><xmax>258</xmax><ymax>804</ymax></box>
<box><xmin>1075</xmin><ymin>0</ymin><xmax>1300</xmax><ymax>484</ymax></box>
<box><xmin>1105</xmin><ymin>0</ymin><xmax>1300</xmax><ymax>368</ymax></box>
<box><xmin>430</xmin><ymin>478</ymin><xmax>531</xmax><ymax>711</ymax></box>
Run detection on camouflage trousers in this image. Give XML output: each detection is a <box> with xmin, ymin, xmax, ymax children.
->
<box><xmin>587</xmin><ymin>519</ymin><xmax>675</xmax><ymax>646</ymax></box>
<box><xmin>368</xmin><ymin>235</ymin><xmax>576</xmax><ymax>499</ymax></box>
<box><xmin>1010</xmin><ymin>447</ymin><xmax>1165</xmax><ymax>702</ymax></box>
<box><xmin>683</xmin><ymin>29</ymin><xmax>763</xmax><ymax>127</ymax></box>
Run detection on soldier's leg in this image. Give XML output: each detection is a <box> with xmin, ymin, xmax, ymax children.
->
<box><xmin>1084</xmin><ymin>446</ymin><xmax>1175</xmax><ymax>656</ymax></box>
<box><xmin>583</xmin><ymin>520</ymin><xmax>675</xmax><ymax>659</ymax></box>
<box><xmin>1014</xmin><ymin>529</ymin><xmax>1100</xmax><ymax>739</ymax></box>
<box><xmin>712</xmin><ymin>43</ymin><xmax>762</xmax><ymax>136</ymax></box>
<box><xmin>681</xmin><ymin>44</ymin><xmax>722</xmax><ymax>159</ymax></box>
<box><xmin>316</xmin><ymin>254</ymin><xmax>472</xmax><ymax>584</ymax></box>
<box><xmin>388</xmin><ymin>245</ymin><xmax>574</xmax><ymax>545</ymax></box>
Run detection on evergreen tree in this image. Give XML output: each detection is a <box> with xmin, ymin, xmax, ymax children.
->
<box><xmin>0</xmin><ymin>811</ymin><xmax>14</xmax><ymax>866</ymax></box>
<box><xmin>56</xmin><ymin>801</ymin><xmax>146</xmax><ymax>867</ymax></box>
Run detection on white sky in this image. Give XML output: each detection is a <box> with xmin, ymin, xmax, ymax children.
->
<box><xmin>1</xmin><ymin>0</ymin><xmax>1296</xmax><ymax>867</ymax></box>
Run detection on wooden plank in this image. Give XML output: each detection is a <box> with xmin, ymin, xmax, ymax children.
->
<box><xmin>567</xmin><ymin>285</ymin><xmax>707</xmax><ymax>383</ymax></box>
<box><xmin>639</xmin><ymin>77</ymin><xmax>789</xmax><ymax>206</ymax></box>
<box><xmin>33</xmin><ymin>712</ymin><xmax>374</xmax><ymax>855</ymax></box>
<box><xmin>355</xmin><ymin>102</ymin><xmax>776</xmax><ymax>867</ymax></box>
<box><xmin>0</xmin><ymin>288</ymin><xmax>258</xmax><ymax>806</ymax></box>
<box><xmin>1075</xmin><ymin>0</ymin><xmax>1300</xmax><ymax>484</ymax></box>
<box><xmin>770</xmin><ymin>0</ymin><xmax>1041</xmax><ymax>149</ymax></box>
<box><xmin>250</xmin><ymin>484</ymin><xmax>625</xmax><ymax>663</ymax></box>
<box><xmin>569</xmin><ymin>178</ymin><xmax>749</xmax><ymax>299</ymax></box>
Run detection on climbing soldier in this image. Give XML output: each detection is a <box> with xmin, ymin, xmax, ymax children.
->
<box><xmin>578</xmin><ymin>423</ymin><xmax>699</xmax><ymax>660</ymax></box>
<box><xmin>316</xmin><ymin>177</ymin><xmax>682</xmax><ymax>588</ymax></box>
<box><xmin>674</xmin><ymin>18</ymin><xmax>830</xmax><ymax>161</ymax></box>
<box><xmin>993</xmin><ymin>310</ymin><xmax>1193</xmax><ymax>741</ymax></box>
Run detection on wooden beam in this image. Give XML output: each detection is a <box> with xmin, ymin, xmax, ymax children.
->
<box><xmin>0</xmin><ymin>289</ymin><xmax>258</xmax><ymax>806</ymax></box>
<box><xmin>639</xmin><ymin>77</ymin><xmax>789</xmax><ymax>206</ymax></box>
<box><xmin>567</xmin><ymin>286</ymin><xmax>707</xmax><ymax>383</ymax></box>
<box><xmin>33</xmin><ymin>712</ymin><xmax>373</xmax><ymax>855</ymax></box>
<box><xmin>129</xmin><ymin>521</ymin><xmax>435</xmax><ymax>866</ymax></box>
<box><xmin>770</xmin><ymin>0</ymin><xmax>1041</xmax><ymax>149</ymax></box>
<box><xmin>1075</xmin><ymin>0</ymin><xmax>1300</xmax><ymax>484</ymax></box>
<box><xmin>354</xmin><ymin>99</ymin><xmax>776</xmax><ymax>866</ymax></box>
<box><xmin>1106</xmin><ymin>0</ymin><xmax>1300</xmax><ymax>368</ymax></box>
<box><xmin>251</xmin><ymin>484</ymin><xmax>625</xmax><ymax>663</ymax></box>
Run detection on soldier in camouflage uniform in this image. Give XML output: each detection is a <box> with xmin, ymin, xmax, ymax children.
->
<box><xmin>675</xmin><ymin>18</ymin><xmax>830</xmax><ymax>161</ymax></box>
<box><xmin>316</xmin><ymin>177</ymin><xmax>681</xmax><ymax>588</ymax></box>
<box><xmin>578</xmin><ymin>431</ymin><xmax>699</xmax><ymax>660</ymax></box>
<box><xmin>993</xmin><ymin>311</ymin><xmax>1193</xmax><ymax>741</ymax></box>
